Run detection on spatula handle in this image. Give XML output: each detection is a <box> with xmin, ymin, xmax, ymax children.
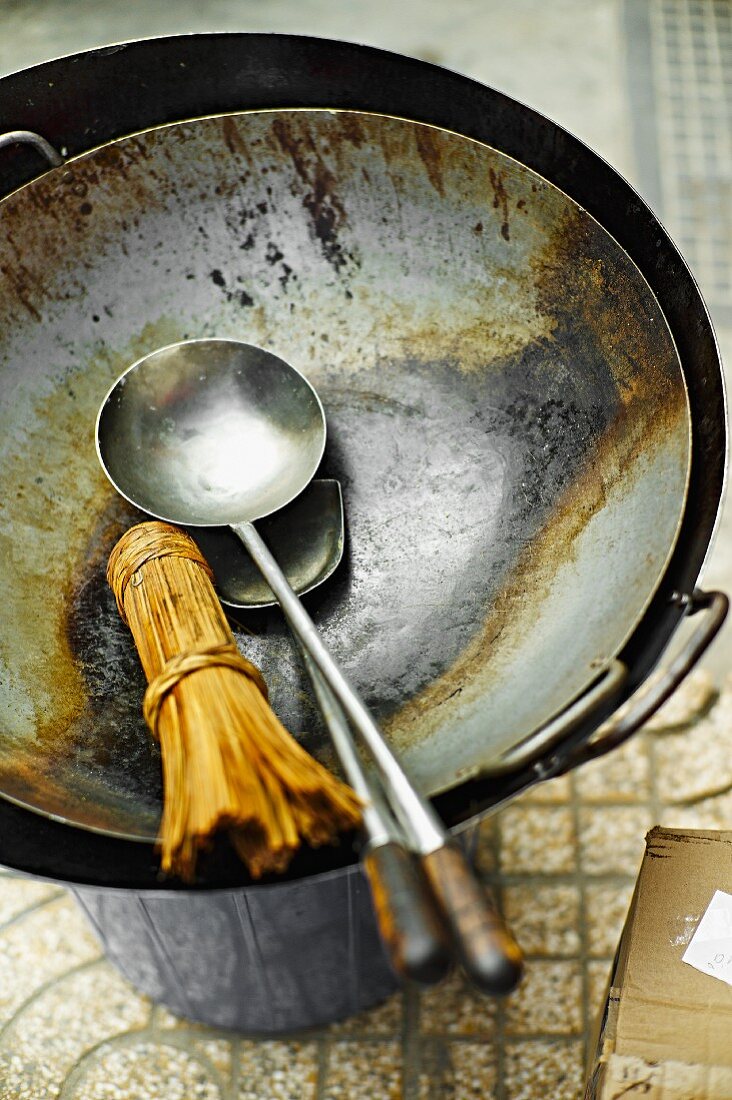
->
<box><xmin>299</xmin><ymin>649</ymin><xmax>450</xmax><ymax>986</ymax></box>
<box><xmin>364</xmin><ymin>841</ymin><xmax>451</xmax><ymax>986</ymax></box>
<box><xmin>422</xmin><ymin>843</ymin><xmax>524</xmax><ymax>995</ymax></box>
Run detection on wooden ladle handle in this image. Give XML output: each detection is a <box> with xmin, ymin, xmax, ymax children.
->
<box><xmin>422</xmin><ymin>843</ymin><xmax>524</xmax><ymax>995</ymax></box>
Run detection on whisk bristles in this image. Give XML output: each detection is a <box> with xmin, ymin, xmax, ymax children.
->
<box><xmin>107</xmin><ymin>521</ymin><xmax>362</xmax><ymax>881</ymax></box>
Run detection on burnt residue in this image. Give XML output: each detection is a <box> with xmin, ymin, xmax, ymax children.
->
<box><xmin>221</xmin><ymin>114</ymin><xmax>251</xmax><ymax>160</ymax></box>
<box><xmin>279</xmin><ymin>263</ymin><xmax>294</xmax><ymax>291</ymax></box>
<box><xmin>0</xmin><ymin>261</ymin><xmax>42</xmax><ymax>321</ymax></box>
<box><xmin>64</xmin><ymin>496</ymin><xmax>158</xmax><ymax>779</ymax></box>
<box><xmin>533</xmin><ymin>205</ymin><xmax>689</xmax><ymax>418</ymax></box>
<box><xmin>414</xmin><ymin>125</ymin><xmax>446</xmax><ymax>197</ymax></box>
<box><xmin>302</xmin><ymin>180</ymin><xmax>349</xmax><ymax>272</ymax></box>
<box><xmin>208</xmin><ymin>267</ymin><xmax>255</xmax><ymax>308</ymax></box>
<box><xmin>271</xmin><ymin>116</ymin><xmax>355</xmax><ymax>273</ymax></box>
<box><xmin>489</xmin><ymin>167</ymin><xmax>511</xmax><ymax>241</ymax></box>
<box><xmin>265</xmin><ymin>242</ymin><xmax>284</xmax><ymax>265</ymax></box>
<box><xmin>390</xmin><ymin>198</ymin><xmax>689</xmax><ymax>761</ymax></box>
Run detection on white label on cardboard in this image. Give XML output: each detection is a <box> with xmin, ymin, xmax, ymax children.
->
<box><xmin>682</xmin><ymin>890</ymin><xmax>732</xmax><ymax>984</ymax></box>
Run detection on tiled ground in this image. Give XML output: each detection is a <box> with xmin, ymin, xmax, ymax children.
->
<box><xmin>0</xmin><ymin>670</ymin><xmax>729</xmax><ymax>1100</ymax></box>
<box><xmin>0</xmin><ymin>0</ymin><xmax>730</xmax><ymax>1098</ymax></box>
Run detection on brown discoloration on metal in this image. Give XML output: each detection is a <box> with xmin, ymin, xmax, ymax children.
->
<box><xmin>0</xmin><ymin>739</ymin><xmax>152</xmax><ymax>836</ymax></box>
<box><xmin>387</xmin><ymin>202</ymin><xmax>689</xmax><ymax>771</ymax></box>
<box><xmin>0</xmin><ymin>318</ymin><xmax>181</xmax><ymax>831</ymax></box>
<box><xmin>488</xmin><ymin>167</ymin><xmax>511</xmax><ymax>241</ymax></box>
<box><xmin>0</xmin><ymin>261</ymin><xmax>42</xmax><ymax>321</ymax></box>
<box><xmin>0</xmin><ymin>109</ymin><xmax>690</xmax><ymax>830</ymax></box>
<box><xmin>337</xmin><ymin>112</ymin><xmax>367</xmax><ymax>149</ymax></box>
<box><xmin>221</xmin><ymin>114</ymin><xmax>252</xmax><ymax>161</ymax></box>
<box><xmin>388</xmin><ymin>391</ymin><xmax>688</xmax><ymax>769</ymax></box>
<box><xmin>0</xmin><ymin>373</ymin><xmax>103</xmax><ymax>751</ymax></box>
<box><xmin>1</xmin><ymin>111</ymin><xmax>553</xmax><ymax>370</ymax></box>
<box><xmin>0</xmin><ymin>157</ymin><xmax>172</xmax><ymax>331</ymax></box>
<box><xmin>414</xmin><ymin>124</ymin><xmax>446</xmax><ymax>197</ymax></box>
<box><xmin>271</xmin><ymin>115</ymin><xmax>354</xmax><ymax>273</ymax></box>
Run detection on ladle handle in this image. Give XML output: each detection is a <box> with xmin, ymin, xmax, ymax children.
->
<box><xmin>231</xmin><ymin>520</ymin><xmax>443</xmax><ymax>853</ymax></box>
<box><xmin>231</xmin><ymin>520</ymin><xmax>523</xmax><ymax>995</ymax></box>
<box><xmin>421</xmin><ymin>844</ymin><xmax>524</xmax><ymax>995</ymax></box>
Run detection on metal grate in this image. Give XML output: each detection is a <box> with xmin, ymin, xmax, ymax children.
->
<box><xmin>648</xmin><ymin>0</ymin><xmax>732</xmax><ymax>313</ymax></box>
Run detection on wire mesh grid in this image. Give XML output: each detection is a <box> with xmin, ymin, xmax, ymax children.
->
<box><xmin>649</xmin><ymin>0</ymin><xmax>732</xmax><ymax>310</ymax></box>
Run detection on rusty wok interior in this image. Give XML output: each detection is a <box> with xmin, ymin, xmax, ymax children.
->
<box><xmin>0</xmin><ymin>35</ymin><xmax>725</xmax><ymax>891</ymax></box>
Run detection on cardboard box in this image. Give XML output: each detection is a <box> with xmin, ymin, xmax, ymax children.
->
<box><xmin>586</xmin><ymin>827</ymin><xmax>732</xmax><ymax>1099</ymax></box>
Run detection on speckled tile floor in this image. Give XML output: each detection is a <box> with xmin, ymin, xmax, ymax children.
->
<box><xmin>0</xmin><ymin>1</ymin><xmax>730</xmax><ymax>1098</ymax></box>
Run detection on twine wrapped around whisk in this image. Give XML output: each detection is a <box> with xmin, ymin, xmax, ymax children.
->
<box><xmin>107</xmin><ymin>521</ymin><xmax>362</xmax><ymax>881</ymax></box>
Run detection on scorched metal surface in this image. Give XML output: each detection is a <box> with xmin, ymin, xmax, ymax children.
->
<box><xmin>0</xmin><ymin>109</ymin><xmax>690</xmax><ymax>839</ymax></box>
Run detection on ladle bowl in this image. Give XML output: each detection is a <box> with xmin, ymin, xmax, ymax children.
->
<box><xmin>96</xmin><ymin>339</ymin><xmax>326</xmax><ymax>526</ymax></box>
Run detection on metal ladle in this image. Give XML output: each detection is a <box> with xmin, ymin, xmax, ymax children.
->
<box><xmin>95</xmin><ymin>338</ymin><xmax>523</xmax><ymax>994</ymax></box>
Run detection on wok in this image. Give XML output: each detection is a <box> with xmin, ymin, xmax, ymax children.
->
<box><xmin>0</xmin><ymin>35</ymin><xmax>726</xmax><ymax>1030</ymax></box>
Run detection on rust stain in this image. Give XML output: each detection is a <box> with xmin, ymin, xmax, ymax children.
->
<box><xmin>489</xmin><ymin>167</ymin><xmax>511</xmax><ymax>241</ymax></box>
<box><xmin>386</xmin><ymin>202</ymin><xmax>690</xmax><ymax>758</ymax></box>
<box><xmin>0</xmin><ymin>263</ymin><xmax>41</xmax><ymax>321</ymax></box>
<box><xmin>0</xmin><ymin>317</ymin><xmax>183</xmax><ymax>769</ymax></box>
<box><xmin>221</xmin><ymin>114</ymin><xmax>252</xmax><ymax>160</ymax></box>
<box><xmin>338</xmin><ymin>113</ymin><xmax>366</xmax><ymax>148</ymax></box>
<box><xmin>414</xmin><ymin>125</ymin><xmax>446</xmax><ymax>197</ymax></box>
<box><xmin>0</xmin><ymin>147</ymin><xmax>173</xmax><ymax>327</ymax></box>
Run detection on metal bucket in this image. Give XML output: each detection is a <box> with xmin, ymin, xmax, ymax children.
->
<box><xmin>71</xmin><ymin>868</ymin><xmax>397</xmax><ymax>1032</ymax></box>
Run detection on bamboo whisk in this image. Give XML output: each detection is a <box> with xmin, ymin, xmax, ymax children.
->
<box><xmin>107</xmin><ymin>521</ymin><xmax>362</xmax><ymax>880</ymax></box>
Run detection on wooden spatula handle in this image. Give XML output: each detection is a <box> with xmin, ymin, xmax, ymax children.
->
<box><xmin>364</xmin><ymin>841</ymin><xmax>451</xmax><ymax>986</ymax></box>
<box><xmin>422</xmin><ymin>843</ymin><xmax>524</xmax><ymax>995</ymax></box>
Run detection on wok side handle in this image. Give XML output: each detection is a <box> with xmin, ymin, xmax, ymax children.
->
<box><xmin>0</xmin><ymin>131</ymin><xmax>64</xmax><ymax>170</ymax></box>
<box><xmin>562</xmin><ymin>589</ymin><xmax>729</xmax><ymax>771</ymax></box>
<box><xmin>492</xmin><ymin>658</ymin><xmax>628</xmax><ymax>775</ymax></box>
